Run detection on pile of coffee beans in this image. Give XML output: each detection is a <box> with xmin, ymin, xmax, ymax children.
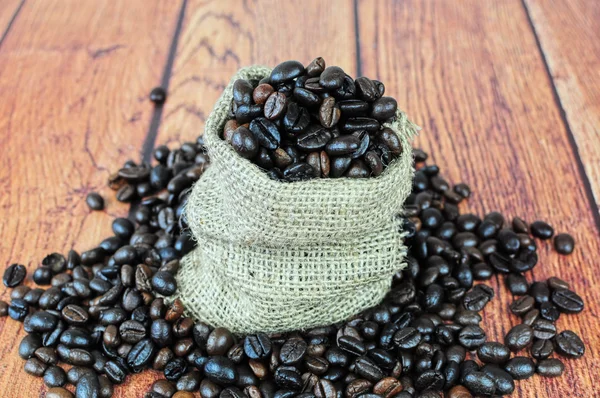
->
<box><xmin>1</xmin><ymin>73</ymin><xmax>586</xmax><ymax>397</ymax></box>
<box><xmin>223</xmin><ymin>58</ymin><xmax>402</xmax><ymax>181</ymax></box>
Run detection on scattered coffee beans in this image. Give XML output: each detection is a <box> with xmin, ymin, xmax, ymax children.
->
<box><xmin>86</xmin><ymin>192</ymin><xmax>105</xmax><ymax>211</ymax></box>
<box><xmin>150</xmin><ymin>87</ymin><xmax>167</xmax><ymax>105</ymax></box>
<box><xmin>1</xmin><ymin>63</ymin><xmax>587</xmax><ymax>397</ymax></box>
<box><xmin>224</xmin><ymin>58</ymin><xmax>401</xmax><ymax>181</ymax></box>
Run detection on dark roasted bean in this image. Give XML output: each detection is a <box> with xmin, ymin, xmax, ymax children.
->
<box><xmin>504</xmin><ymin>357</ymin><xmax>535</xmax><ymax>380</ymax></box>
<box><xmin>554</xmin><ymin>330</ymin><xmax>585</xmax><ymax>358</ymax></box>
<box><xmin>551</xmin><ymin>289</ymin><xmax>584</xmax><ymax>313</ymax></box>
<box><xmin>3</xmin><ymin>263</ymin><xmax>26</xmax><ymax>287</ymax></box>
<box><xmin>505</xmin><ymin>324</ymin><xmax>533</xmax><ymax>351</ymax></box>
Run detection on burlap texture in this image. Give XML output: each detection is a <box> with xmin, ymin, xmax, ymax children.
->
<box><xmin>177</xmin><ymin>66</ymin><xmax>418</xmax><ymax>334</ymax></box>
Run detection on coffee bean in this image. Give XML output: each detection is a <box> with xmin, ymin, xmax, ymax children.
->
<box><xmin>3</xmin><ymin>263</ymin><xmax>26</xmax><ymax>287</ymax></box>
<box><xmin>510</xmin><ymin>295</ymin><xmax>535</xmax><ymax>316</ymax></box>
<box><xmin>253</xmin><ymin>83</ymin><xmax>275</xmax><ymax>105</ymax></box>
<box><xmin>554</xmin><ymin>330</ymin><xmax>585</xmax><ymax>358</ymax></box>
<box><xmin>62</xmin><ymin>304</ymin><xmax>89</xmax><ymax>325</ymax></box>
<box><xmin>447</xmin><ymin>385</ymin><xmax>472</xmax><ymax>398</ymax></box>
<box><xmin>506</xmin><ymin>273</ymin><xmax>528</xmax><ymax>296</ymax></box>
<box><xmin>47</xmin><ymin>387</ymin><xmax>75</xmax><ymax>398</ymax></box>
<box><xmin>244</xmin><ymin>333</ymin><xmax>272</xmax><ymax>359</ymax></box>
<box><xmin>476</xmin><ymin>342</ymin><xmax>510</xmax><ymax>364</ymax></box>
<box><xmin>283</xmin><ymin>103</ymin><xmax>310</xmax><ymax>133</ymax></box>
<box><xmin>537</xmin><ymin>358</ymin><xmax>564</xmax><ymax>377</ymax></box>
<box><xmin>24</xmin><ymin>357</ymin><xmax>47</xmax><ymax>376</ymax></box>
<box><xmin>551</xmin><ymin>289</ymin><xmax>584</xmax><ymax>313</ymax></box>
<box><xmin>319</xmin><ymin>66</ymin><xmax>345</xmax><ymax>89</ymax></box>
<box><xmin>530</xmin><ymin>339</ymin><xmax>554</xmax><ymax>360</ymax></box>
<box><xmin>270</xmin><ymin>60</ymin><xmax>305</xmax><ymax>84</ymax></box>
<box><xmin>480</xmin><ymin>365</ymin><xmax>514</xmax><ymax>395</ymax></box>
<box><xmin>370</xmin><ymin>97</ymin><xmax>397</xmax><ymax>121</ymax></box>
<box><xmin>233</xmin><ymin>79</ymin><xmax>254</xmax><ymax>106</ymax></box>
<box><xmin>458</xmin><ymin>326</ymin><xmax>486</xmax><ymax>349</ymax></box>
<box><xmin>530</xmin><ymin>220</ymin><xmax>554</xmax><ymax>239</ymax></box>
<box><xmin>531</xmin><ymin>319</ymin><xmax>556</xmax><ymax>340</ymax></box>
<box><xmin>9</xmin><ymin>298</ymin><xmax>29</xmax><ymax>321</ymax></box>
<box><xmin>354</xmin><ymin>356</ymin><xmax>384</xmax><ymax>382</ymax></box>
<box><xmin>150</xmin><ymin>87</ymin><xmax>167</xmax><ymax>104</ymax></box>
<box><xmin>503</xmin><ymin>357</ymin><xmax>534</xmax><ymax>382</ymax></box>
<box><xmin>24</xmin><ymin>311</ymin><xmax>58</xmax><ymax>333</ymax></box>
<box><xmin>341</xmin><ymin>117</ymin><xmax>380</xmax><ymax>133</ymax></box>
<box><xmin>319</xmin><ymin>97</ymin><xmax>341</xmax><ymax>128</ymax></box>
<box><xmin>279</xmin><ymin>337</ymin><xmax>307</xmax><ymax>365</ymax></box>
<box><xmin>264</xmin><ymin>92</ymin><xmax>287</xmax><ymax>120</ymax></box>
<box><xmin>283</xmin><ymin>162</ymin><xmax>316</xmax><ymax>182</ymax></box>
<box><xmin>325</xmin><ymin>136</ymin><xmax>360</xmax><ymax>156</ymax></box>
<box><xmin>151</xmin><ymin>271</ymin><xmax>177</xmax><ymax>296</ymax></box>
<box><xmin>204</xmin><ymin>356</ymin><xmax>238</xmax><ymax>384</ymax></box>
<box><xmin>505</xmin><ymin>324</ymin><xmax>533</xmax><ymax>351</ymax></box>
<box><xmin>553</xmin><ymin>233</ymin><xmax>575</xmax><ymax>254</ymax></box>
<box><xmin>98</xmin><ymin>375</ymin><xmax>113</xmax><ymax>398</ymax></box>
<box><xmin>249</xmin><ymin>117</ymin><xmax>281</xmax><ymax>150</ymax></box>
<box><xmin>297</xmin><ymin>126</ymin><xmax>332</xmax><ymax>152</ymax></box>
<box><xmin>355</xmin><ymin>77</ymin><xmax>381</xmax><ymax>102</ymax></box>
<box><xmin>44</xmin><ymin>365</ymin><xmax>67</xmax><ymax>388</ymax></box>
<box><xmin>127</xmin><ymin>338</ymin><xmax>156</xmax><ymax>372</ymax></box>
<box><xmin>86</xmin><ymin>192</ymin><xmax>105</xmax><ymax>210</ymax></box>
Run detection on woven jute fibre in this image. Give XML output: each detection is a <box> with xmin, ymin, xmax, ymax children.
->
<box><xmin>176</xmin><ymin>66</ymin><xmax>418</xmax><ymax>334</ymax></box>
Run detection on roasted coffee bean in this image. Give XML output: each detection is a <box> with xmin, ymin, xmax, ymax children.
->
<box><xmin>279</xmin><ymin>337</ymin><xmax>307</xmax><ymax>365</ymax></box>
<box><xmin>75</xmin><ymin>373</ymin><xmax>102</xmax><ymax>398</ymax></box>
<box><xmin>47</xmin><ymin>387</ymin><xmax>75</xmax><ymax>398</ymax></box>
<box><xmin>477</xmin><ymin>342</ymin><xmax>510</xmax><ymax>364</ymax></box>
<box><xmin>150</xmin><ymin>87</ymin><xmax>167</xmax><ymax>104</ymax></box>
<box><xmin>235</xmin><ymin>104</ymin><xmax>263</xmax><ymax>124</ymax></box>
<box><xmin>530</xmin><ymin>339</ymin><xmax>554</xmax><ymax>360</ymax></box>
<box><xmin>341</xmin><ymin>117</ymin><xmax>380</xmax><ymax>133</ymax></box>
<box><xmin>504</xmin><ymin>357</ymin><xmax>535</xmax><ymax>380</ymax></box>
<box><xmin>480</xmin><ymin>365</ymin><xmax>514</xmax><ymax>395</ymax></box>
<box><xmin>254</xmin><ymin>83</ymin><xmax>275</xmax><ymax>105</ymax></box>
<box><xmin>204</xmin><ymin>356</ymin><xmax>238</xmax><ymax>384</ymax></box>
<box><xmin>9</xmin><ymin>298</ymin><xmax>29</xmax><ymax>321</ymax></box>
<box><xmin>231</xmin><ymin>126</ymin><xmax>259</xmax><ymax>159</ymax></box>
<box><xmin>264</xmin><ymin>92</ymin><xmax>288</xmax><ymax>120</ymax></box>
<box><xmin>127</xmin><ymin>338</ymin><xmax>156</xmax><ymax>372</ymax></box>
<box><xmin>505</xmin><ymin>324</ymin><xmax>533</xmax><ymax>351</ymax></box>
<box><xmin>206</xmin><ymin>327</ymin><xmax>235</xmax><ymax>356</ymax></box>
<box><xmin>270</xmin><ymin>60</ymin><xmax>305</xmax><ymax>84</ymax></box>
<box><xmin>244</xmin><ymin>333</ymin><xmax>272</xmax><ymax>359</ymax></box>
<box><xmin>24</xmin><ymin>357</ymin><xmax>47</xmax><ymax>376</ymax></box>
<box><xmin>531</xmin><ymin>319</ymin><xmax>556</xmax><ymax>340</ymax></box>
<box><xmin>283</xmin><ymin>162</ymin><xmax>316</xmax><ymax>181</ymax></box>
<box><xmin>151</xmin><ymin>271</ymin><xmax>177</xmax><ymax>296</ymax></box>
<box><xmin>319</xmin><ymin>66</ymin><xmax>345</xmax><ymax>89</ymax></box>
<box><xmin>62</xmin><ymin>304</ymin><xmax>89</xmax><ymax>325</ymax></box>
<box><xmin>233</xmin><ymin>79</ymin><xmax>254</xmax><ymax>106</ymax></box>
<box><xmin>370</xmin><ymin>97</ymin><xmax>397</xmax><ymax>121</ymax></box>
<box><xmin>553</xmin><ymin>233</ymin><xmax>575</xmax><ymax>254</ymax></box>
<box><xmin>44</xmin><ymin>365</ymin><xmax>67</xmax><ymax>388</ymax></box>
<box><xmin>457</xmin><ymin>326</ymin><xmax>486</xmax><ymax>349</ymax></box>
<box><xmin>462</xmin><ymin>371</ymin><xmax>495</xmax><ymax>396</ymax></box>
<box><xmin>3</xmin><ymin>263</ymin><xmax>26</xmax><ymax>287</ymax></box>
<box><xmin>530</xmin><ymin>220</ymin><xmax>554</xmax><ymax>239</ymax></box>
<box><xmin>283</xmin><ymin>103</ymin><xmax>310</xmax><ymax>133</ymax></box>
<box><xmin>86</xmin><ymin>192</ymin><xmax>105</xmax><ymax>211</ymax></box>
<box><xmin>393</xmin><ymin>327</ymin><xmax>421</xmax><ymax>350</ymax></box>
<box><xmin>355</xmin><ymin>77</ymin><xmax>381</xmax><ymax>102</ymax></box>
<box><xmin>510</xmin><ymin>295</ymin><xmax>535</xmax><ymax>316</ymax></box>
<box><xmin>463</xmin><ymin>285</ymin><xmax>493</xmax><ymax>312</ymax></box>
<box><xmin>537</xmin><ymin>358</ymin><xmax>564</xmax><ymax>377</ymax></box>
<box><xmin>447</xmin><ymin>385</ymin><xmax>472</xmax><ymax>398</ymax></box>
<box><xmin>506</xmin><ymin>273</ymin><xmax>528</xmax><ymax>296</ymax></box>
<box><xmin>354</xmin><ymin>356</ymin><xmax>384</xmax><ymax>382</ymax></box>
<box><xmin>554</xmin><ymin>330</ymin><xmax>585</xmax><ymax>358</ymax></box>
<box><xmin>551</xmin><ymin>289</ymin><xmax>584</xmax><ymax>313</ymax></box>
<box><xmin>19</xmin><ymin>334</ymin><xmax>42</xmax><ymax>359</ymax></box>
<box><xmin>249</xmin><ymin>118</ymin><xmax>281</xmax><ymax>150</ymax></box>
<box><xmin>98</xmin><ymin>375</ymin><xmax>113</xmax><ymax>398</ymax></box>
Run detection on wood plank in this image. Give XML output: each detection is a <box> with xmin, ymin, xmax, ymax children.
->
<box><xmin>0</xmin><ymin>0</ymin><xmax>22</xmax><ymax>43</ymax></box>
<box><xmin>524</xmin><ymin>0</ymin><xmax>600</xmax><ymax>214</ymax></box>
<box><xmin>155</xmin><ymin>0</ymin><xmax>357</xmax><ymax>146</ymax></box>
<box><xmin>0</xmin><ymin>0</ymin><xmax>182</xmax><ymax>396</ymax></box>
<box><xmin>357</xmin><ymin>0</ymin><xmax>600</xmax><ymax>396</ymax></box>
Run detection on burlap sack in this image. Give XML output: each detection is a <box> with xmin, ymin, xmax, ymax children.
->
<box><xmin>176</xmin><ymin>66</ymin><xmax>418</xmax><ymax>334</ymax></box>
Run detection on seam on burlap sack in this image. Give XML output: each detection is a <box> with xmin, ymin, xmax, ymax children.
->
<box><xmin>176</xmin><ymin>66</ymin><xmax>416</xmax><ymax>334</ymax></box>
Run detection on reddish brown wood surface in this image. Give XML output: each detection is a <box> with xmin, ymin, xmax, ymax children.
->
<box><xmin>524</xmin><ymin>0</ymin><xmax>600</xmax><ymax>212</ymax></box>
<box><xmin>358</xmin><ymin>0</ymin><xmax>600</xmax><ymax>396</ymax></box>
<box><xmin>0</xmin><ymin>0</ymin><xmax>599</xmax><ymax>397</ymax></box>
<box><xmin>0</xmin><ymin>0</ymin><xmax>182</xmax><ymax>396</ymax></box>
<box><xmin>0</xmin><ymin>0</ymin><xmax>22</xmax><ymax>40</ymax></box>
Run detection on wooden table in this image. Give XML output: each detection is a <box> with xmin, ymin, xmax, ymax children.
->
<box><xmin>0</xmin><ymin>1</ymin><xmax>598</xmax><ymax>396</ymax></box>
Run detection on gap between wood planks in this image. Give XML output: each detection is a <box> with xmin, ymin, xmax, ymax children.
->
<box><xmin>0</xmin><ymin>0</ymin><xmax>25</xmax><ymax>49</ymax></box>
<box><xmin>140</xmin><ymin>0</ymin><xmax>189</xmax><ymax>163</ymax></box>
<box><xmin>520</xmin><ymin>0</ymin><xmax>600</xmax><ymax>234</ymax></box>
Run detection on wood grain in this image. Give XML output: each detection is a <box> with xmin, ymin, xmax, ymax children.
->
<box><xmin>0</xmin><ymin>0</ymin><xmax>182</xmax><ymax>396</ymax></box>
<box><xmin>0</xmin><ymin>0</ymin><xmax>22</xmax><ymax>42</ymax></box>
<box><xmin>524</xmin><ymin>0</ymin><xmax>600</xmax><ymax>213</ymax></box>
<box><xmin>154</xmin><ymin>0</ymin><xmax>357</xmax><ymax>147</ymax></box>
<box><xmin>358</xmin><ymin>0</ymin><xmax>600</xmax><ymax>396</ymax></box>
